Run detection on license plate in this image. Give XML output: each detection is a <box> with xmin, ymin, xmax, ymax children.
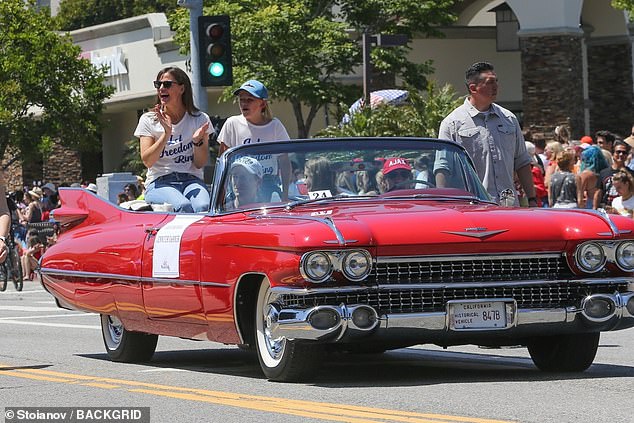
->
<box><xmin>448</xmin><ymin>300</ymin><xmax>508</xmax><ymax>330</ymax></box>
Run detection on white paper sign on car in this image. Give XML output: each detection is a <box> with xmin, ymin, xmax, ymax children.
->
<box><xmin>152</xmin><ymin>215</ymin><xmax>204</xmax><ymax>278</ymax></box>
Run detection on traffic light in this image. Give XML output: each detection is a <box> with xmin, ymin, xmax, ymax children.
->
<box><xmin>198</xmin><ymin>15</ymin><xmax>233</xmax><ymax>87</ymax></box>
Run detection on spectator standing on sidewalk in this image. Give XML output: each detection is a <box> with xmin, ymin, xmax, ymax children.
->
<box><xmin>596</xmin><ymin>140</ymin><xmax>631</xmax><ymax>209</ymax></box>
<box><xmin>576</xmin><ymin>145</ymin><xmax>608</xmax><ymax>209</ymax></box>
<box><xmin>0</xmin><ymin>173</ymin><xmax>11</xmax><ymax>263</ymax></box>
<box><xmin>436</xmin><ymin>61</ymin><xmax>536</xmax><ymax>206</ymax></box>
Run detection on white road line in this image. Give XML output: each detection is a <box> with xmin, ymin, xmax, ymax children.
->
<box><xmin>0</xmin><ymin>313</ymin><xmax>95</xmax><ymax>320</ymax></box>
<box><xmin>0</xmin><ymin>289</ymin><xmax>46</xmax><ymax>295</ymax></box>
<box><xmin>0</xmin><ymin>319</ymin><xmax>99</xmax><ymax>329</ymax></box>
<box><xmin>0</xmin><ymin>306</ymin><xmax>68</xmax><ymax>312</ymax></box>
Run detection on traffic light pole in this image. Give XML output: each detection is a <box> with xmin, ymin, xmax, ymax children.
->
<box><xmin>177</xmin><ymin>0</ymin><xmax>208</xmax><ymax>113</ymax></box>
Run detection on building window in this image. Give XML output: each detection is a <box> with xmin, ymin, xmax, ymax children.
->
<box><xmin>489</xmin><ymin>3</ymin><xmax>520</xmax><ymax>52</ymax></box>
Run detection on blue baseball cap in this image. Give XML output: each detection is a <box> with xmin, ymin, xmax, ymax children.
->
<box><xmin>233</xmin><ymin>80</ymin><xmax>268</xmax><ymax>99</ymax></box>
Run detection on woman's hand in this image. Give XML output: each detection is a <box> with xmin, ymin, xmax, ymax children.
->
<box><xmin>153</xmin><ymin>104</ymin><xmax>172</xmax><ymax>133</ymax></box>
<box><xmin>192</xmin><ymin>122</ymin><xmax>210</xmax><ymax>144</ymax></box>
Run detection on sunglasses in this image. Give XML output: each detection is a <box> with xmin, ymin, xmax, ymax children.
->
<box><xmin>153</xmin><ymin>80</ymin><xmax>178</xmax><ymax>89</ymax></box>
<box><xmin>386</xmin><ymin>170</ymin><xmax>411</xmax><ymax>179</ymax></box>
<box><xmin>614</xmin><ymin>150</ymin><xmax>628</xmax><ymax>155</ymax></box>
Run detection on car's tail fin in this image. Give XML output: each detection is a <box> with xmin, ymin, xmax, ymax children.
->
<box><xmin>52</xmin><ymin>188</ymin><xmax>121</xmax><ymax>232</ymax></box>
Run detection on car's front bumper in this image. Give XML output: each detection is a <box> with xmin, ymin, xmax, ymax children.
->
<box><xmin>266</xmin><ymin>280</ymin><xmax>634</xmax><ymax>345</ymax></box>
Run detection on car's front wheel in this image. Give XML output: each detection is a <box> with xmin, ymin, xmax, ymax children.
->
<box><xmin>254</xmin><ymin>281</ymin><xmax>323</xmax><ymax>382</ymax></box>
<box><xmin>527</xmin><ymin>332</ymin><xmax>599</xmax><ymax>372</ymax></box>
<box><xmin>100</xmin><ymin>314</ymin><xmax>158</xmax><ymax>363</ymax></box>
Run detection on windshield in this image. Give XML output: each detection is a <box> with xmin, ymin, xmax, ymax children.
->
<box><xmin>212</xmin><ymin>138</ymin><xmax>491</xmax><ymax>214</ymax></box>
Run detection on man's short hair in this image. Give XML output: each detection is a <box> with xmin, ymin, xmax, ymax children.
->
<box><xmin>465</xmin><ymin>61</ymin><xmax>495</xmax><ymax>87</ymax></box>
<box><xmin>614</xmin><ymin>139</ymin><xmax>631</xmax><ymax>153</ymax></box>
<box><xmin>595</xmin><ymin>130</ymin><xmax>615</xmax><ymax>144</ymax></box>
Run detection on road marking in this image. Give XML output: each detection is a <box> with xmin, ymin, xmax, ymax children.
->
<box><xmin>0</xmin><ymin>313</ymin><xmax>94</xmax><ymax>320</ymax></box>
<box><xmin>0</xmin><ymin>320</ymin><xmax>99</xmax><ymax>329</ymax></box>
<box><xmin>0</xmin><ymin>288</ymin><xmax>46</xmax><ymax>295</ymax></box>
<box><xmin>0</xmin><ymin>365</ymin><xmax>514</xmax><ymax>423</ymax></box>
<box><xmin>0</xmin><ymin>305</ymin><xmax>70</xmax><ymax>312</ymax></box>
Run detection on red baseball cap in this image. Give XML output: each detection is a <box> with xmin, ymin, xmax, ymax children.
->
<box><xmin>580</xmin><ymin>135</ymin><xmax>593</xmax><ymax>144</ymax></box>
<box><xmin>382</xmin><ymin>157</ymin><xmax>412</xmax><ymax>175</ymax></box>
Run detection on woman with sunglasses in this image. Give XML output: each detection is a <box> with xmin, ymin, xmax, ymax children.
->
<box><xmin>134</xmin><ymin>66</ymin><xmax>212</xmax><ymax>212</ymax></box>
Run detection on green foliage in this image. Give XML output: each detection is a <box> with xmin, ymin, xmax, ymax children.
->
<box><xmin>55</xmin><ymin>0</ymin><xmax>179</xmax><ymax>31</ymax></box>
<box><xmin>0</xmin><ymin>0</ymin><xmax>113</xmax><ymax>161</ymax></box>
<box><xmin>612</xmin><ymin>0</ymin><xmax>634</xmax><ymax>19</ymax></box>
<box><xmin>169</xmin><ymin>0</ymin><xmax>458</xmax><ymax>137</ymax></box>
<box><xmin>316</xmin><ymin>81</ymin><xmax>462</xmax><ymax>138</ymax></box>
<box><xmin>115</xmin><ymin>139</ymin><xmax>146</xmax><ymax>177</ymax></box>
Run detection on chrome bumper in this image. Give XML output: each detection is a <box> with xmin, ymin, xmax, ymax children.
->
<box><xmin>267</xmin><ymin>290</ymin><xmax>634</xmax><ymax>342</ymax></box>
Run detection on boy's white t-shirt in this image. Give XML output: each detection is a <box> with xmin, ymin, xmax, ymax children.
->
<box><xmin>218</xmin><ymin>115</ymin><xmax>290</xmax><ymax>178</ymax></box>
<box><xmin>134</xmin><ymin>111</ymin><xmax>213</xmax><ymax>185</ymax></box>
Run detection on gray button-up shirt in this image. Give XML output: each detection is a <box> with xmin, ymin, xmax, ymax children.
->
<box><xmin>436</xmin><ymin>98</ymin><xmax>530</xmax><ymax>203</ymax></box>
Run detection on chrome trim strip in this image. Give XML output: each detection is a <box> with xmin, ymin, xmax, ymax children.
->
<box><xmin>269</xmin><ymin>277</ymin><xmax>634</xmax><ymax>298</ymax></box>
<box><xmin>39</xmin><ymin>267</ymin><xmax>231</xmax><ymax>288</ymax></box>
<box><xmin>441</xmin><ymin>229</ymin><xmax>508</xmax><ymax>239</ymax></box>
<box><xmin>590</xmin><ymin>209</ymin><xmax>618</xmax><ymax>237</ymax></box>
<box><xmin>375</xmin><ymin>252</ymin><xmax>563</xmax><ymax>264</ymax></box>
<box><xmin>374</xmin><ymin>278</ymin><xmax>634</xmax><ymax>290</ymax></box>
<box><xmin>254</xmin><ymin>214</ymin><xmax>346</xmax><ymax>245</ymax></box>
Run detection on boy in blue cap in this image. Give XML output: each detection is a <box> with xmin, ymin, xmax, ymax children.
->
<box><xmin>217</xmin><ymin>79</ymin><xmax>291</xmax><ymax>200</ymax></box>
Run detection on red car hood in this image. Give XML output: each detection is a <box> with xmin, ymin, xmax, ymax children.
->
<box><xmin>249</xmin><ymin>200</ymin><xmax>628</xmax><ymax>255</ymax></box>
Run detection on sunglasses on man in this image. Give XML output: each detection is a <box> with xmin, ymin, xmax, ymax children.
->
<box><xmin>153</xmin><ymin>80</ymin><xmax>179</xmax><ymax>89</ymax></box>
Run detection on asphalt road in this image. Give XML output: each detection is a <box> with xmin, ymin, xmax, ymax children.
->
<box><xmin>1</xmin><ymin>280</ymin><xmax>633</xmax><ymax>423</ymax></box>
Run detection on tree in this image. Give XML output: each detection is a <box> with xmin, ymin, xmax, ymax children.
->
<box><xmin>612</xmin><ymin>0</ymin><xmax>634</xmax><ymax>19</ymax></box>
<box><xmin>169</xmin><ymin>0</ymin><xmax>457</xmax><ymax>138</ymax></box>
<box><xmin>54</xmin><ymin>0</ymin><xmax>179</xmax><ymax>31</ymax></box>
<box><xmin>316</xmin><ymin>82</ymin><xmax>462</xmax><ymax>138</ymax></box>
<box><xmin>0</xmin><ymin>0</ymin><xmax>113</xmax><ymax>162</ymax></box>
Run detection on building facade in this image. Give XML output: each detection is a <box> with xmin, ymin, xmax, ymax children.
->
<box><xmin>19</xmin><ymin>0</ymin><xmax>634</xmax><ymax>186</ymax></box>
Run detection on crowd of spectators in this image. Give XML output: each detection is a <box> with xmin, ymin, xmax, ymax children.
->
<box><xmin>524</xmin><ymin>125</ymin><xmax>634</xmax><ymax>216</ymax></box>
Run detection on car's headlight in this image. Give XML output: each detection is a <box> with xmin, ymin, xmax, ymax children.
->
<box><xmin>575</xmin><ymin>242</ymin><xmax>606</xmax><ymax>273</ymax></box>
<box><xmin>341</xmin><ymin>250</ymin><xmax>372</xmax><ymax>281</ymax></box>
<box><xmin>615</xmin><ymin>241</ymin><xmax>634</xmax><ymax>271</ymax></box>
<box><xmin>301</xmin><ymin>252</ymin><xmax>333</xmax><ymax>283</ymax></box>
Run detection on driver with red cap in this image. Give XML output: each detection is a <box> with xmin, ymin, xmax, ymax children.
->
<box><xmin>383</xmin><ymin>157</ymin><xmax>413</xmax><ymax>191</ymax></box>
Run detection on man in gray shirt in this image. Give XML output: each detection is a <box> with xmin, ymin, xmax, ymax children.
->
<box><xmin>436</xmin><ymin>62</ymin><xmax>537</xmax><ymax>207</ymax></box>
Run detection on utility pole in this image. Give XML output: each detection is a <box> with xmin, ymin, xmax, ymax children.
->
<box><xmin>177</xmin><ymin>0</ymin><xmax>208</xmax><ymax>113</ymax></box>
<box><xmin>362</xmin><ymin>31</ymin><xmax>371</xmax><ymax>108</ymax></box>
<box><xmin>362</xmin><ymin>33</ymin><xmax>408</xmax><ymax>108</ymax></box>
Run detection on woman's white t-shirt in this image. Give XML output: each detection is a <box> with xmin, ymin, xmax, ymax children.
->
<box><xmin>134</xmin><ymin>111</ymin><xmax>212</xmax><ymax>185</ymax></box>
<box><xmin>612</xmin><ymin>195</ymin><xmax>634</xmax><ymax>216</ymax></box>
<box><xmin>218</xmin><ymin>115</ymin><xmax>290</xmax><ymax>178</ymax></box>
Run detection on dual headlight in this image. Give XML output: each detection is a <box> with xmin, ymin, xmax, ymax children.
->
<box><xmin>575</xmin><ymin>241</ymin><xmax>634</xmax><ymax>273</ymax></box>
<box><xmin>300</xmin><ymin>250</ymin><xmax>372</xmax><ymax>283</ymax></box>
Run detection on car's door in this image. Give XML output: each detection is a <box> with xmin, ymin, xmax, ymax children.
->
<box><xmin>141</xmin><ymin>215</ymin><xmax>207</xmax><ymax>329</ymax></box>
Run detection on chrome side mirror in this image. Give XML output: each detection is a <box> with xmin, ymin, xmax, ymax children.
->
<box><xmin>499</xmin><ymin>189</ymin><xmax>515</xmax><ymax>207</ymax></box>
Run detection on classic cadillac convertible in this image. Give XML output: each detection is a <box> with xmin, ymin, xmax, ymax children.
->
<box><xmin>40</xmin><ymin>138</ymin><xmax>634</xmax><ymax>382</ymax></box>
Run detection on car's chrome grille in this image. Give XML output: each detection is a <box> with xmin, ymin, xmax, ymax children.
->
<box><xmin>278</xmin><ymin>282</ymin><xmax>627</xmax><ymax>314</ymax></box>
<box><xmin>370</xmin><ymin>254</ymin><xmax>573</xmax><ymax>285</ymax></box>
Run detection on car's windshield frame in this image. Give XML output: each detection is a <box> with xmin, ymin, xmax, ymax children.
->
<box><xmin>211</xmin><ymin>137</ymin><xmax>492</xmax><ymax>215</ymax></box>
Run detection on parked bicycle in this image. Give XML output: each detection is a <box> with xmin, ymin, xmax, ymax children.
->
<box><xmin>0</xmin><ymin>213</ymin><xmax>23</xmax><ymax>292</ymax></box>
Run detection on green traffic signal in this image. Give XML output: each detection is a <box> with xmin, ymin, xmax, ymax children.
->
<box><xmin>209</xmin><ymin>62</ymin><xmax>225</xmax><ymax>77</ymax></box>
<box><xmin>198</xmin><ymin>15</ymin><xmax>233</xmax><ymax>87</ymax></box>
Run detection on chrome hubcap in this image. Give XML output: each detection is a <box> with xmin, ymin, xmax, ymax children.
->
<box><xmin>263</xmin><ymin>304</ymin><xmax>285</xmax><ymax>360</ymax></box>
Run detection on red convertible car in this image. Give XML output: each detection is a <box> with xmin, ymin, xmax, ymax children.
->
<box><xmin>40</xmin><ymin>137</ymin><xmax>634</xmax><ymax>382</ymax></box>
